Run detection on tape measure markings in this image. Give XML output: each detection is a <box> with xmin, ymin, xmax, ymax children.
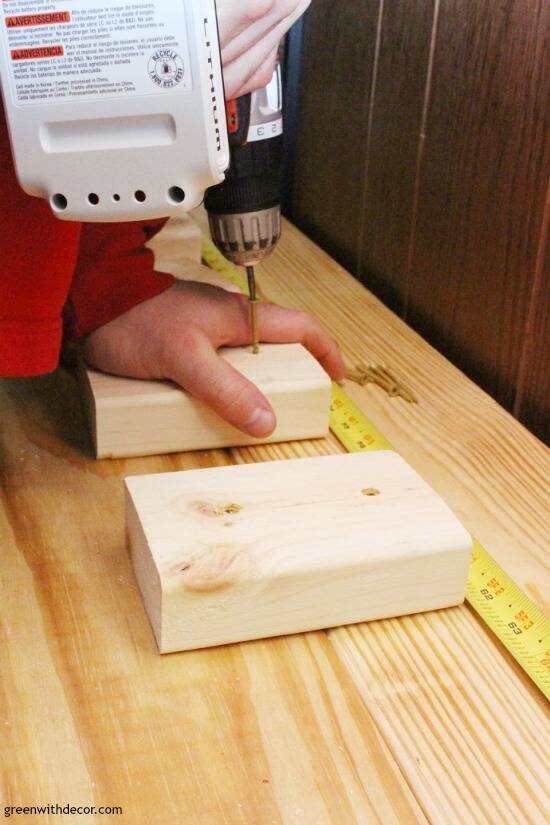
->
<box><xmin>202</xmin><ymin>235</ymin><xmax>550</xmax><ymax>701</ymax></box>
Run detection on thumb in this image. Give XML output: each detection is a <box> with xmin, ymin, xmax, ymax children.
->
<box><xmin>168</xmin><ymin>328</ymin><xmax>276</xmax><ymax>438</ymax></box>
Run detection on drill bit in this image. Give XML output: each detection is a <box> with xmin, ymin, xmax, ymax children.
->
<box><xmin>246</xmin><ymin>265</ymin><xmax>260</xmax><ymax>354</ymax></box>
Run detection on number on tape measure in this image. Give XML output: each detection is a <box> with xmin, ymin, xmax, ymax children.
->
<box><xmin>467</xmin><ymin>541</ymin><xmax>550</xmax><ymax>698</ymax></box>
<box><xmin>330</xmin><ymin>384</ymin><xmax>392</xmax><ymax>452</ymax></box>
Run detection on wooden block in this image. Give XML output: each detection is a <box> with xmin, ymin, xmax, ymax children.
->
<box><xmin>80</xmin><ymin>343</ymin><xmax>331</xmax><ymax>458</ymax></box>
<box><xmin>125</xmin><ymin>451</ymin><xmax>472</xmax><ymax>653</ymax></box>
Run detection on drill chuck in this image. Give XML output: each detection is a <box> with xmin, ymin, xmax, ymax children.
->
<box><xmin>207</xmin><ymin>206</ymin><xmax>281</xmax><ymax>267</ymax></box>
<box><xmin>205</xmin><ymin>63</ymin><xmax>284</xmax><ymax>268</ymax></box>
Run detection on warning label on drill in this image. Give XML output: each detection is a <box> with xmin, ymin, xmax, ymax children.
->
<box><xmin>0</xmin><ymin>0</ymin><xmax>192</xmax><ymax>105</ymax></box>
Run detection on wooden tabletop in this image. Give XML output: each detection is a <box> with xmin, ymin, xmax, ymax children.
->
<box><xmin>1</xmin><ymin>217</ymin><xmax>548</xmax><ymax>824</ymax></box>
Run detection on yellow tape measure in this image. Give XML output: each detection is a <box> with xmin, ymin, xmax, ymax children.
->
<box><xmin>202</xmin><ymin>237</ymin><xmax>550</xmax><ymax>700</ymax></box>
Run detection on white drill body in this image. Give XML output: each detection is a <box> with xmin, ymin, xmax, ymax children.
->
<box><xmin>0</xmin><ymin>0</ymin><xmax>229</xmax><ymax>221</ymax></box>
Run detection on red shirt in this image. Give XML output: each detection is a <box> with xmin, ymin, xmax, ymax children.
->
<box><xmin>0</xmin><ymin>106</ymin><xmax>174</xmax><ymax>376</ymax></box>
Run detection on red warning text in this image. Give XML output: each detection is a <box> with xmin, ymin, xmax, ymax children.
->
<box><xmin>6</xmin><ymin>12</ymin><xmax>71</xmax><ymax>27</ymax></box>
<box><xmin>11</xmin><ymin>46</ymin><xmax>64</xmax><ymax>60</ymax></box>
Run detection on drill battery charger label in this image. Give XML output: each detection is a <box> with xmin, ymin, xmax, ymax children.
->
<box><xmin>1</xmin><ymin>0</ymin><xmax>192</xmax><ymax>105</ymax></box>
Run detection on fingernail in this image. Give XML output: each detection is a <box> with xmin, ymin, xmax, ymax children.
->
<box><xmin>244</xmin><ymin>407</ymin><xmax>276</xmax><ymax>437</ymax></box>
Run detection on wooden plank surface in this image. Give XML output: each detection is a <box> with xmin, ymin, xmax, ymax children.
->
<box><xmin>330</xmin><ymin>611</ymin><xmax>550</xmax><ymax>825</ymax></box>
<box><xmin>0</xmin><ymin>216</ymin><xmax>548</xmax><ymax>823</ymax></box>
<box><xmin>0</xmin><ymin>373</ymin><xmax>427</xmax><ymax>825</ymax></box>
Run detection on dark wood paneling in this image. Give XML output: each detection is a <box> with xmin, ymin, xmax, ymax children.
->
<box><xmin>289</xmin><ymin>0</ymin><xmax>550</xmax><ymax>442</ymax></box>
<box><xmin>290</xmin><ymin>1</ymin><xmax>380</xmax><ymax>274</ymax></box>
<box><xmin>358</xmin><ymin>0</ymin><xmax>436</xmax><ymax>314</ymax></box>
<box><xmin>514</xmin><ymin>192</ymin><xmax>550</xmax><ymax>443</ymax></box>
<box><xmin>405</xmin><ymin>0</ymin><xmax>550</xmax><ymax>411</ymax></box>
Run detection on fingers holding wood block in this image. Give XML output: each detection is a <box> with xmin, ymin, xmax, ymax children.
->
<box><xmin>125</xmin><ymin>451</ymin><xmax>472</xmax><ymax>653</ymax></box>
<box><xmin>80</xmin><ymin>343</ymin><xmax>331</xmax><ymax>458</ymax></box>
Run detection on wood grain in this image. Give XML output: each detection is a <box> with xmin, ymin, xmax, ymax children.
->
<box><xmin>0</xmin><ymin>216</ymin><xmax>548</xmax><ymax>823</ymax></box>
<box><xmin>330</xmin><ymin>609</ymin><xmax>550</xmax><ymax>825</ymax></box>
<box><xmin>291</xmin><ymin>0</ymin><xmax>380</xmax><ymax>273</ymax></box>
<box><xmin>81</xmin><ymin>344</ymin><xmax>331</xmax><ymax>458</ymax></box>
<box><xmin>289</xmin><ymin>0</ymin><xmax>550</xmax><ymax>442</ymax></box>
<box><xmin>0</xmin><ymin>372</ymin><xmax>428</xmax><ymax>825</ymax></box>
<box><xmin>126</xmin><ymin>452</ymin><xmax>471</xmax><ymax>652</ymax></box>
<box><xmin>513</xmin><ymin>181</ymin><xmax>550</xmax><ymax>444</ymax></box>
<box><xmin>357</xmin><ymin>0</ymin><xmax>437</xmax><ymax>314</ymax></box>
<box><xmin>404</xmin><ymin>0</ymin><xmax>550</xmax><ymax>413</ymax></box>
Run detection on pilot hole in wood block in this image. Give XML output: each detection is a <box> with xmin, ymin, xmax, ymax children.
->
<box><xmin>125</xmin><ymin>451</ymin><xmax>472</xmax><ymax>653</ymax></box>
<box><xmin>80</xmin><ymin>343</ymin><xmax>331</xmax><ymax>458</ymax></box>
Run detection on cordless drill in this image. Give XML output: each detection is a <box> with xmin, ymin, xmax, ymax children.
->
<box><xmin>205</xmin><ymin>63</ymin><xmax>284</xmax><ymax>353</ymax></box>
<box><xmin>0</xmin><ymin>0</ymin><xmax>284</xmax><ymax>354</ymax></box>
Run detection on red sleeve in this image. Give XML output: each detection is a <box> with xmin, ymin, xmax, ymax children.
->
<box><xmin>1</xmin><ymin>98</ymin><xmax>174</xmax><ymax>372</ymax></box>
<box><xmin>0</xmin><ymin>104</ymin><xmax>81</xmax><ymax>376</ymax></box>
<box><xmin>64</xmin><ymin>220</ymin><xmax>174</xmax><ymax>339</ymax></box>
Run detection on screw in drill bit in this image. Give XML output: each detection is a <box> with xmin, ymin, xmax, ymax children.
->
<box><xmin>246</xmin><ymin>265</ymin><xmax>260</xmax><ymax>354</ymax></box>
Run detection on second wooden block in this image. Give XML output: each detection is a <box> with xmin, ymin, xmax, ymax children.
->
<box><xmin>126</xmin><ymin>451</ymin><xmax>472</xmax><ymax>653</ymax></box>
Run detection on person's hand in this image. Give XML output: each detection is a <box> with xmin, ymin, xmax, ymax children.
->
<box><xmin>82</xmin><ymin>280</ymin><xmax>345</xmax><ymax>438</ymax></box>
<box><xmin>216</xmin><ymin>0</ymin><xmax>311</xmax><ymax>98</ymax></box>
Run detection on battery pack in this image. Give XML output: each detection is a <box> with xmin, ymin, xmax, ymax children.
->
<box><xmin>0</xmin><ymin>0</ymin><xmax>229</xmax><ymax>220</ymax></box>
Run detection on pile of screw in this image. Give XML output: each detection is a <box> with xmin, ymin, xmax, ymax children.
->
<box><xmin>346</xmin><ymin>363</ymin><xmax>418</xmax><ymax>404</ymax></box>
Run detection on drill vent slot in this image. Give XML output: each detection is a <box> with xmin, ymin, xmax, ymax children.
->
<box><xmin>203</xmin><ymin>16</ymin><xmax>222</xmax><ymax>153</ymax></box>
